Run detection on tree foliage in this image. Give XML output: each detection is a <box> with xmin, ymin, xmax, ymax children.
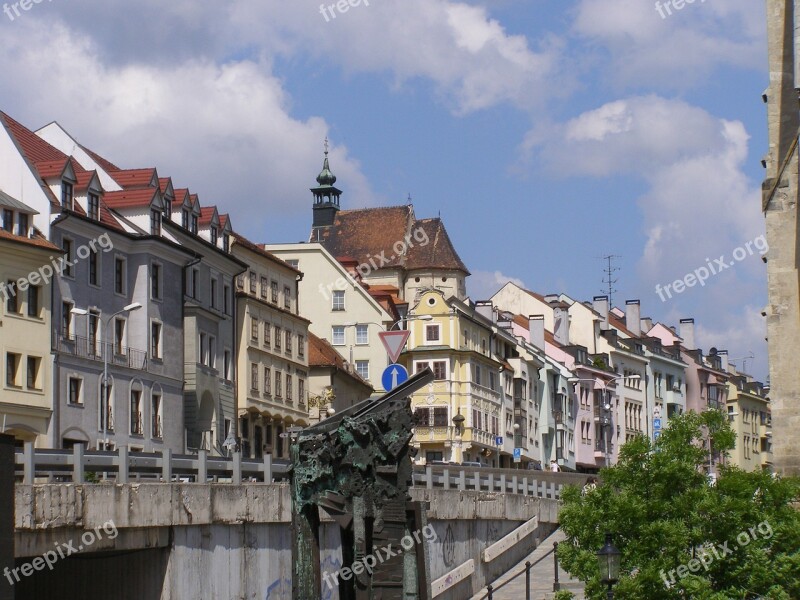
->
<box><xmin>557</xmin><ymin>411</ymin><xmax>800</xmax><ymax>599</ymax></box>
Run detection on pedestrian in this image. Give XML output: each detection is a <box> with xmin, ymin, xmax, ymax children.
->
<box><xmin>582</xmin><ymin>477</ymin><xmax>598</xmax><ymax>496</ymax></box>
<box><xmin>550</xmin><ymin>460</ymin><xmax>560</xmax><ymax>472</ymax></box>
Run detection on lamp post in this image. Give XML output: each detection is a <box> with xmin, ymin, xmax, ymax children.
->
<box><xmin>452</xmin><ymin>409</ymin><xmax>465</xmax><ymax>463</ymax></box>
<box><xmin>513</xmin><ymin>422</ymin><xmax>520</xmax><ymax>469</ymax></box>
<box><xmin>568</xmin><ymin>374</ymin><xmax>640</xmax><ymax>467</ymax></box>
<box><xmin>72</xmin><ymin>302</ymin><xmax>142</xmax><ymax>450</ymax></box>
<box><xmin>597</xmin><ymin>533</ymin><xmax>621</xmax><ymax>599</ymax></box>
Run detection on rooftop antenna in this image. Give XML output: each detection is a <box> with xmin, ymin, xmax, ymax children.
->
<box><xmin>729</xmin><ymin>352</ymin><xmax>755</xmax><ymax>375</ymax></box>
<box><xmin>599</xmin><ymin>254</ymin><xmax>621</xmax><ymax>308</ymax></box>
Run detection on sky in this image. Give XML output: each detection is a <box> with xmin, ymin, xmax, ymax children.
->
<box><xmin>0</xmin><ymin>0</ymin><xmax>769</xmax><ymax>379</ymax></box>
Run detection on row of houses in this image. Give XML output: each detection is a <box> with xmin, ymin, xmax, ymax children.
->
<box><xmin>0</xmin><ymin>111</ymin><xmax>771</xmax><ymax>474</ymax></box>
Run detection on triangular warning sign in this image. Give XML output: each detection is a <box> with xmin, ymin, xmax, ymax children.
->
<box><xmin>379</xmin><ymin>330</ymin><xmax>411</xmax><ymax>363</ymax></box>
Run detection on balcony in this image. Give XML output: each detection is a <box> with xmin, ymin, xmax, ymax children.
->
<box><xmin>152</xmin><ymin>415</ymin><xmax>162</xmax><ymax>438</ymax></box>
<box><xmin>54</xmin><ymin>334</ymin><xmax>148</xmax><ymax>371</ymax></box>
<box><xmin>414</xmin><ymin>425</ymin><xmax>455</xmax><ymax>443</ymax></box>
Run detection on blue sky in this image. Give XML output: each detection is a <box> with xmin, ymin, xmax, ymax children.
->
<box><xmin>0</xmin><ymin>0</ymin><xmax>769</xmax><ymax>378</ymax></box>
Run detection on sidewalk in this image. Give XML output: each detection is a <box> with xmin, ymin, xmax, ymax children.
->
<box><xmin>471</xmin><ymin>528</ymin><xmax>585</xmax><ymax>600</ymax></box>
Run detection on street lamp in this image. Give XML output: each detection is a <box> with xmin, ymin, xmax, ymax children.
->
<box><xmin>72</xmin><ymin>302</ymin><xmax>142</xmax><ymax>450</ymax></box>
<box><xmin>597</xmin><ymin>533</ymin><xmax>621</xmax><ymax>599</ymax></box>
<box><xmin>568</xmin><ymin>375</ymin><xmax>640</xmax><ymax>466</ymax></box>
<box><xmin>513</xmin><ymin>422</ymin><xmax>521</xmax><ymax>469</ymax></box>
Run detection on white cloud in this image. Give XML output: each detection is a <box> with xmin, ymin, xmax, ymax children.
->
<box><xmin>468</xmin><ymin>270</ymin><xmax>526</xmax><ymax>300</ymax></box>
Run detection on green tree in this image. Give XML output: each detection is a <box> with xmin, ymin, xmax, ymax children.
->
<box><xmin>557</xmin><ymin>411</ymin><xmax>800</xmax><ymax>599</ymax></box>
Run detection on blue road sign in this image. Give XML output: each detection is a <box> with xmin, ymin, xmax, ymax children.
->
<box><xmin>653</xmin><ymin>418</ymin><xmax>662</xmax><ymax>430</ymax></box>
<box><xmin>654</xmin><ymin>430</ymin><xmax>662</xmax><ymax>441</ymax></box>
<box><xmin>381</xmin><ymin>364</ymin><xmax>409</xmax><ymax>391</ymax></box>
<box><xmin>495</xmin><ymin>436</ymin><xmax>503</xmax><ymax>446</ymax></box>
<box><xmin>513</xmin><ymin>448</ymin><xmax>522</xmax><ymax>463</ymax></box>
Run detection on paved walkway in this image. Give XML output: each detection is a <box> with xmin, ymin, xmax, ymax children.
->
<box><xmin>471</xmin><ymin>529</ymin><xmax>585</xmax><ymax>600</ymax></box>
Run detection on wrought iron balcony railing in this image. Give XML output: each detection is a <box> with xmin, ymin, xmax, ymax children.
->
<box><xmin>54</xmin><ymin>334</ymin><xmax>148</xmax><ymax>371</ymax></box>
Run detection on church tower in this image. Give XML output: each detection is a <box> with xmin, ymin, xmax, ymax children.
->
<box><xmin>310</xmin><ymin>138</ymin><xmax>341</xmax><ymax>241</ymax></box>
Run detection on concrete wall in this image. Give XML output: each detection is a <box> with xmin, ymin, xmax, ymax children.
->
<box><xmin>0</xmin><ymin>435</ymin><xmax>14</xmax><ymax>600</ymax></box>
<box><xmin>13</xmin><ymin>484</ymin><xmax>565</xmax><ymax>599</ymax></box>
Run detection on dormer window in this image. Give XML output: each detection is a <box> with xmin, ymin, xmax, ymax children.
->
<box><xmin>150</xmin><ymin>209</ymin><xmax>162</xmax><ymax>236</ymax></box>
<box><xmin>190</xmin><ymin>214</ymin><xmax>198</xmax><ymax>235</ymax></box>
<box><xmin>61</xmin><ymin>181</ymin><xmax>74</xmax><ymax>210</ymax></box>
<box><xmin>88</xmin><ymin>193</ymin><xmax>100</xmax><ymax>221</ymax></box>
<box><xmin>210</xmin><ymin>227</ymin><xmax>218</xmax><ymax>245</ymax></box>
<box><xmin>163</xmin><ymin>199</ymin><xmax>172</xmax><ymax>219</ymax></box>
<box><xmin>182</xmin><ymin>209</ymin><xmax>189</xmax><ymax>229</ymax></box>
<box><xmin>222</xmin><ymin>233</ymin><xmax>230</xmax><ymax>252</ymax></box>
<box><xmin>1</xmin><ymin>209</ymin><xmax>12</xmax><ymax>232</ymax></box>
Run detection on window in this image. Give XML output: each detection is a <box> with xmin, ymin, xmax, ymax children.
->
<box><xmin>151</xmin><ymin>263</ymin><xmax>162</xmax><ymax>300</ymax></box>
<box><xmin>151</xmin><ymin>322</ymin><xmax>162</xmax><ymax>359</ymax></box>
<box><xmin>489</xmin><ymin>371</ymin><xmax>496</xmax><ymax>391</ymax></box>
<box><xmin>298</xmin><ymin>335</ymin><xmax>305</xmax><ymax>358</ymax></box>
<box><xmin>332</xmin><ymin>326</ymin><xmax>345</xmax><ymax>346</ymax></box>
<box><xmin>271</xmin><ymin>280</ymin><xmax>279</xmax><ymax>303</ymax></box>
<box><xmin>473</xmin><ymin>363</ymin><xmax>482</xmax><ymax>386</ymax></box>
<box><xmin>199</xmin><ymin>332</ymin><xmax>207</xmax><ymax>366</ymax></box>
<box><xmin>284</xmin><ymin>286</ymin><xmax>291</xmax><ymax>309</ymax></box>
<box><xmin>275</xmin><ymin>371</ymin><xmax>282</xmax><ymax>397</ymax></box>
<box><xmin>27</xmin><ymin>285</ymin><xmax>39</xmax><ymax>317</ymax></box>
<box><xmin>5</xmin><ymin>281</ymin><xmax>17</xmax><ymax>314</ymax></box>
<box><xmin>210</xmin><ymin>227</ymin><xmax>218</xmax><ymax>245</ymax></box>
<box><xmin>259</xmin><ymin>276</ymin><xmax>267</xmax><ymax>299</ymax></box>
<box><xmin>263</xmin><ymin>322</ymin><xmax>271</xmax><ymax>346</ymax></box>
<box><xmin>286</xmin><ymin>330</ymin><xmax>292</xmax><ymax>354</ymax></box>
<box><xmin>88</xmin><ymin>248</ymin><xmax>99</xmax><ymax>286</ymax></box>
<box><xmin>1</xmin><ymin>209</ymin><xmax>12</xmax><ymax>232</ymax></box>
<box><xmin>114</xmin><ymin>258</ymin><xmax>126</xmax><ymax>295</ymax></box>
<box><xmin>472</xmin><ymin>409</ymin><xmax>482</xmax><ymax>431</ymax></box>
<box><xmin>356</xmin><ymin>325</ymin><xmax>369</xmax><ymax>345</ymax></box>
<box><xmin>223</xmin><ymin>350</ymin><xmax>231</xmax><ymax>381</ymax></box>
<box><xmin>223</xmin><ymin>284</ymin><xmax>230</xmax><ymax>315</ymax></box>
<box><xmin>62</xmin><ymin>238</ymin><xmax>74</xmax><ymax>277</ymax></box>
<box><xmin>151</xmin><ymin>394</ymin><xmax>162</xmax><ymax>438</ymax></box>
<box><xmin>5</xmin><ymin>353</ymin><xmax>19</xmax><ymax>387</ymax></box>
<box><xmin>190</xmin><ymin>268</ymin><xmax>199</xmax><ymax>299</ymax></box>
<box><xmin>356</xmin><ymin>360</ymin><xmax>369</xmax><ymax>381</ymax></box>
<box><xmin>286</xmin><ymin>259</ymin><xmax>299</xmax><ymax>269</ymax></box>
<box><xmin>222</xmin><ymin>234</ymin><xmax>230</xmax><ymax>252</ymax></box>
<box><xmin>210</xmin><ymin>278</ymin><xmax>217</xmax><ymax>308</ymax></box>
<box><xmin>150</xmin><ymin>209</ymin><xmax>162</xmax><ymax>236</ymax></box>
<box><xmin>62</xmin><ymin>301</ymin><xmax>73</xmax><ymax>339</ymax></box>
<box><xmin>251</xmin><ymin>363</ymin><xmax>259</xmax><ymax>391</ymax></box>
<box><xmin>250</xmin><ymin>317</ymin><xmax>260</xmax><ymax>341</ymax></box>
<box><xmin>274</xmin><ymin>326</ymin><xmax>282</xmax><ymax>350</ymax></box>
<box><xmin>250</xmin><ymin>272</ymin><xmax>258</xmax><ymax>295</ymax></box>
<box><xmin>432</xmin><ymin>360</ymin><xmax>447</xmax><ymax>380</ymax></box>
<box><xmin>286</xmin><ymin>373</ymin><xmax>293</xmax><ymax>401</ymax></box>
<box><xmin>190</xmin><ymin>213</ymin><xmax>198</xmax><ymax>235</ymax></box>
<box><xmin>163</xmin><ymin>198</ymin><xmax>172</xmax><ymax>219</ymax></box>
<box><xmin>61</xmin><ymin>181</ymin><xmax>73</xmax><ymax>210</ymax></box>
<box><xmin>208</xmin><ymin>336</ymin><xmax>216</xmax><ymax>369</ymax></box>
<box><xmin>17</xmin><ymin>213</ymin><xmax>28</xmax><ymax>237</ymax></box>
<box><xmin>182</xmin><ymin>209</ymin><xmax>189</xmax><ymax>229</ymax></box>
<box><xmin>298</xmin><ymin>379</ymin><xmax>305</xmax><ymax>405</ymax></box>
<box><xmin>130</xmin><ymin>391</ymin><xmax>142</xmax><ymax>435</ymax></box>
<box><xmin>26</xmin><ymin>357</ymin><xmax>40</xmax><ymax>389</ymax></box>
<box><xmin>433</xmin><ymin>407</ymin><xmax>448</xmax><ymax>426</ymax></box>
<box><xmin>68</xmin><ymin>377</ymin><xmax>82</xmax><ymax>405</ymax></box>
<box><xmin>332</xmin><ymin>290</ymin><xmax>345</xmax><ymax>311</ymax></box>
<box><xmin>88</xmin><ymin>193</ymin><xmax>100</xmax><ymax>221</ymax></box>
<box><xmin>264</xmin><ymin>367</ymin><xmax>271</xmax><ymax>395</ymax></box>
<box><xmin>114</xmin><ymin>318</ymin><xmax>125</xmax><ymax>354</ymax></box>
<box><xmin>425</xmin><ymin>324</ymin><xmax>441</xmax><ymax>343</ymax></box>
<box><xmin>88</xmin><ymin>311</ymin><xmax>100</xmax><ymax>355</ymax></box>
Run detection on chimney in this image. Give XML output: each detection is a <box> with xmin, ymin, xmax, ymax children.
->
<box><xmin>680</xmin><ymin>318</ymin><xmax>695</xmax><ymax>350</ymax></box>
<box><xmin>625</xmin><ymin>300</ymin><xmax>641</xmax><ymax>336</ymax></box>
<box><xmin>640</xmin><ymin>317</ymin><xmax>653</xmax><ymax>334</ymax></box>
<box><xmin>553</xmin><ymin>305</ymin><xmax>570</xmax><ymax>345</ymax></box>
<box><xmin>475</xmin><ymin>301</ymin><xmax>494</xmax><ymax>322</ymax></box>
<box><xmin>528</xmin><ymin>315</ymin><xmax>545</xmax><ymax>350</ymax></box>
<box><xmin>593</xmin><ymin>296</ymin><xmax>609</xmax><ymax>330</ymax></box>
<box><xmin>718</xmin><ymin>349</ymin><xmax>729</xmax><ymax>372</ymax></box>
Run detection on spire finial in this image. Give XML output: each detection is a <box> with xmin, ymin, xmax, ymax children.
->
<box><xmin>324</xmin><ymin>136</ymin><xmax>329</xmax><ymax>156</ymax></box>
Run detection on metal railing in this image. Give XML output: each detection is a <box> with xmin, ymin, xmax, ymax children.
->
<box><xmin>478</xmin><ymin>543</ymin><xmax>557</xmax><ymax>600</ymax></box>
<box><xmin>54</xmin><ymin>334</ymin><xmax>148</xmax><ymax>371</ymax></box>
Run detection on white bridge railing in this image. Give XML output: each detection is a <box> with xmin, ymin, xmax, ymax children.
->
<box><xmin>15</xmin><ymin>443</ymin><xmax>589</xmax><ymax>499</ymax></box>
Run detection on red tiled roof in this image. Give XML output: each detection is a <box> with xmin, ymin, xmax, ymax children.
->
<box><xmin>523</xmin><ymin>289</ymin><xmax>548</xmax><ymax>303</ymax></box>
<box><xmin>219</xmin><ymin>213</ymin><xmax>229</xmax><ymax>228</ymax></box>
<box><xmin>173</xmin><ymin>188</ymin><xmax>190</xmax><ymax>205</ymax></box>
<box><xmin>80</xmin><ymin>145</ymin><xmax>121</xmax><ymax>172</ymax></box>
<box><xmin>314</xmin><ymin>205</ymin><xmax>468</xmax><ymax>274</ymax></box>
<box><xmin>110</xmin><ymin>168</ymin><xmax>157</xmax><ymax>189</ymax></box>
<box><xmin>0</xmin><ymin>228</ymin><xmax>61</xmax><ymax>252</ymax></box>
<box><xmin>104</xmin><ymin>187</ymin><xmax>159</xmax><ymax>210</ymax></box>
<box><xmin>1</xmin><ymin>112</ymin><xmax>69</xmax><ymax>164</ymax></box>
<box><xmin>199</xmin><ymin>206</ymin><xmax>218</xmax><ymax>226</ymax></box>
<box><xmin>35</xmin><ymin>158</ymin><xmax>69</xmax><ymax>180</ymax></box>
<box><xmin>158</xmin><ymin>178</ymin><xmax>172</xmax><ymax>195</ymax></box>
<box><xmin>75</xmin><ymin>169</ymin><xmax>100</xmax><ymax>192</ymax></box>
<box><xmin>231</xmin><ymin>232</ymin><xmax>302</xmax><ymax>275</ymax></box>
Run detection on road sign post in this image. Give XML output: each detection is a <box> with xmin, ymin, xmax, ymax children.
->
<box><xmin>382</xmin><ymin>364</ymin><xmax>409</xmax><ymax>391</ymax></box>
<box><xmin>378</xmin><ymin>330</ymin><xmax>411</xmax><ymax>364</ymax></box>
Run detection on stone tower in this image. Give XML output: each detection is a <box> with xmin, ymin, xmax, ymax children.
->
<box><xmin>763</xmin><ymin>0</ymin><xmax>800</xmax><ymax>476</ymax></box>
